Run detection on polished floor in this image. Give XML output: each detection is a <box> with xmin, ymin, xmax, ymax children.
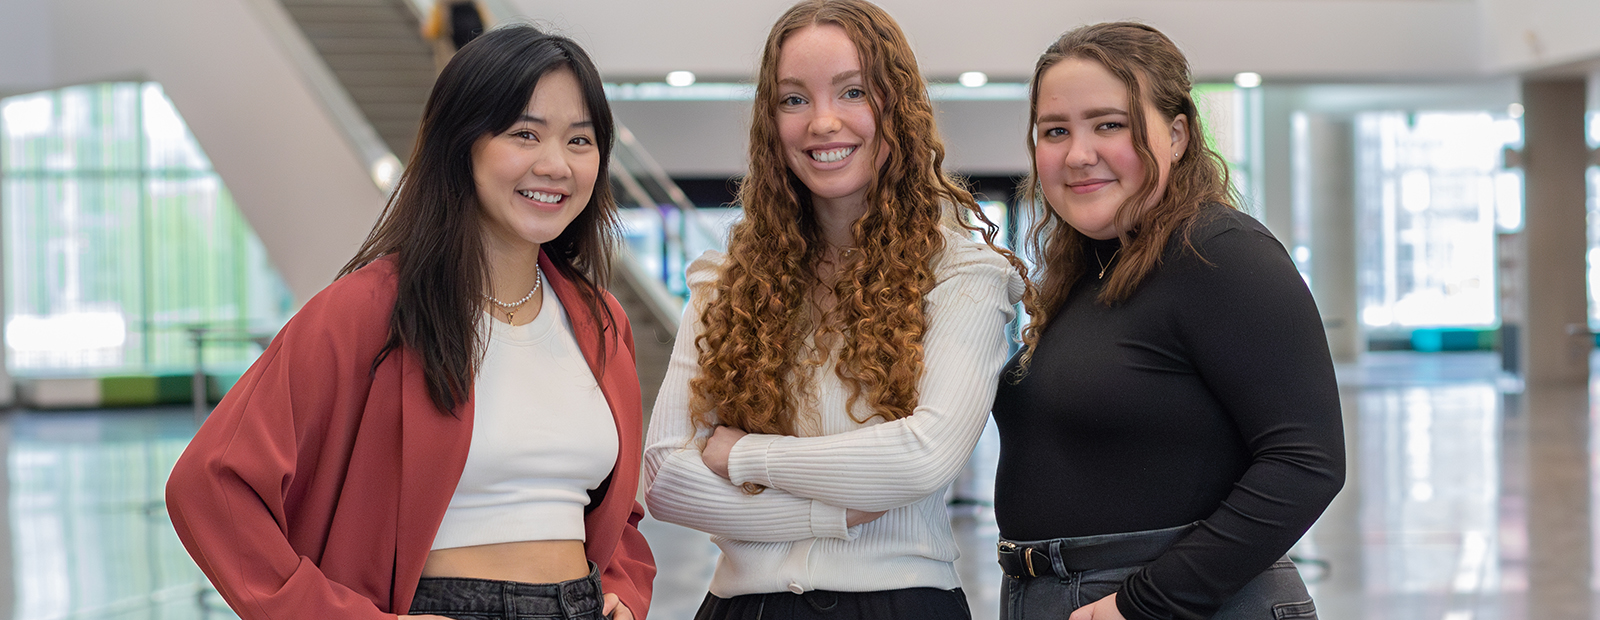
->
<box><xmin>3</xmin><ymin>351</ymin><xmax>1599</xmax><ymax>619</ymax></box>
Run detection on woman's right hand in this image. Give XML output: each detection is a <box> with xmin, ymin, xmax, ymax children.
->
<box><xmin>846</xmin><ymin>509</ymin><xmax>886</xmax><ymax>526</ymax></box>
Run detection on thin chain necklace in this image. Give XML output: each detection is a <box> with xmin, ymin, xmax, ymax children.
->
<box><xmin>1095</xmin><ymin>246</ymin><xmax>1121</xmax><ymax>279</ymax></box>
<box><xmin>484</xmin><ymin>268</ymin><xmax>542</xmax><ymax>324</ymax></box>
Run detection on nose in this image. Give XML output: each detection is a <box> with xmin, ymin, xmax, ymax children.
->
<box><xmin>808</xmin><ymin>102</ymin><xmax>843</xmax><ymax>135</ymax></box>
<box><xmin>530</xmin><ymin>142</ymin><xmax>572</xmax><ymax>180</ymax></box>
<box><xmin>1065</xmin><ymin>135</ymin><xmax>1096</xmax><ymax>168</ymax></box>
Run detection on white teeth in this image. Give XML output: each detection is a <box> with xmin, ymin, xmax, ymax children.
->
<box><xmin>519</xmin><ymin>190</ymin><xmax>564</xmax><ymax>203</ymax></box>
<box><xmin>809</xmin><ymin>147</ymin><xmax>854</xmax><ymax>163</ymax></box>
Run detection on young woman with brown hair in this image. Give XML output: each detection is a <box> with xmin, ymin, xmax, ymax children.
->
<box><xmin>165</xmin><ymin>26</ymin><xmax>653</xmax><ymax>620</ymax></box>
<box><xmin>991</xmin><ymin>22</ymin><xmax>1344</xmax><ymax>620</ymax></box>
<box><xmin>643</xmin><ymin>1</ymin><xmax>1026</xmax><ymax>618</ymax></box>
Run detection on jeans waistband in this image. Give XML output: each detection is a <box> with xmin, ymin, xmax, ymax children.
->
<box><xmin>998</xmin><ymin>522</ymin><xmax>1197</xmax><ymax>577</ymax></box>
<box><xmin>410</xmin><ymin>561</ymin><xmax>603</xmax><ymax>618</ymax></box>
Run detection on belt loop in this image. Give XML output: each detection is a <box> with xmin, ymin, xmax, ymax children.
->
<box><xmin>1048</xmin><ymin>539</ymin><xmax>1069</xmax><ymax>579</ymax></box>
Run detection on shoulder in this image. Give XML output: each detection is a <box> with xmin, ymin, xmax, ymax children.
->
<box><xmin>683</xmin><ymin>250</ymin><xmax>729</xmax><ymax>310</ymax></box>
<box><xmin>291</xmin><ymin>256</ymin><xmax>399</xmax><ymax>340</ymax></box>
<box><xmin>933</xmin><ymin>228</ymin><xmax>1026</xmax><ymax>303</ymax></box>
<box><xmin>1182</xmin><ymin>203</ymin><xmax>1282</xmax><ymax>253</ymax></box>
<box><xmin>1164</xmin><ymin>204</ymin><xmax>1306</xmax><ymax>296</ymax></box>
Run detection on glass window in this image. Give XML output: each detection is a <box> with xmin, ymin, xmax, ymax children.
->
<box><xmin>3</xmin><ymin>83</ymin><xmax>292</xmax><ymax>376</ymax></box>
<box><xmin>1354</xmin><ymin>112</ymin><xmax>1517</xmax><ymax>331</ymax></box>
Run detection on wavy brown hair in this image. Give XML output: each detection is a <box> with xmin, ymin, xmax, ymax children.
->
<box><xmin>690</xmin><ymin>0</ymin><xmax>1029</xmax><ymax>442</ymax></box>
<box><xmin>1016</xmin><ymin>22</ymin><xmax>1237</xmax><ymax>372</ymax></box>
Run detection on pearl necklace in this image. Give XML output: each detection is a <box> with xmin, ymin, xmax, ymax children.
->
<box><xmin>484</xmin><ymin>268</ymin><xmax>542</xmax><ymax>324</ymax></box>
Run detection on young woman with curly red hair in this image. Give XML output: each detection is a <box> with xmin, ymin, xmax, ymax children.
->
<box><xmin>643</xmin><ymin>1</ymin><xmax>1027</xmax><ymax>618</ymax></box>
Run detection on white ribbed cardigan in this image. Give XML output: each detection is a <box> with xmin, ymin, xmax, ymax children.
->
<box><xmin>643</xmin><ymin>231</ymin><xmax>1025</xmax><ymax>597</ymax></box>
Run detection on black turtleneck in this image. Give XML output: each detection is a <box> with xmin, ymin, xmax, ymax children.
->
<box><xmin>992</xmin><ymin>205</ymin><xmax>1345</xmax><ymax>620</ymax></box>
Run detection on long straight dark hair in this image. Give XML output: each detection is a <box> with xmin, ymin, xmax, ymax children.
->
<box><xmin>339</xmin><ymin>25</ymin><xmax>619</xmax><ymax>415</ymax></box>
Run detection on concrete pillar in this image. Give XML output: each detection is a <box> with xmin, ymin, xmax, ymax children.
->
<box><xmin>1518</xmin><ymin>79</ymin><xmax>1590</xmax><ymax>385</ymax></box>
<box><xmin>1302</xmin><ymin>114</ymin><xmax>1361</xmax><ymax>363</ymax></box>
<box><xmin>1258</xmin><ymin>85</ymin><xmax>1295</xmax><ymax>243</ymax></box>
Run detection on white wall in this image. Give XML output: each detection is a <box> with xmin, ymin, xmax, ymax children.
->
<box><xmin>513</xmin><ymin>0</ymin><xmax>1484</xmax><ymax>82</ymax></box>
<box><xmin>41</xmin><ymin>0</ymin><xmax>387</xmax><ymax>305</ymax></box>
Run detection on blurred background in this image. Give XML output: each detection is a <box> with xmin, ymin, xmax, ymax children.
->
<box><xmin>0</xmin><ymin>0</ymin><xmax>1599</xmax><ymax>618</ymax></box>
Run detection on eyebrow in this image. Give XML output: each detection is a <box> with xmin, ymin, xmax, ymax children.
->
<box><xmin>517</xmin><ymin>114</ymin><xmax>593</xmax><ymax>128</ymax></box>
<box><xmin>777</xmin><ymin>70</ymin><xmax>863</xmax><ymax>89</ymax></box>
<box><xmin>1035</xmin><ymin>107</ymin><xmax>1127</xmax><ymax>123</ymax></box>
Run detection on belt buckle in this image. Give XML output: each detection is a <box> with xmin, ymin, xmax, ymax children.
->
<box><xmin>997</xmin><ymin>541</ymin><xmax>1042</xmax><ymax>579</ymax></box>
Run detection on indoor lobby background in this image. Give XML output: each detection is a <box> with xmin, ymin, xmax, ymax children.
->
<box><xmin>1</xmin><ymin>0</ymin><xmax>1599</xmax><ymax>618</ymax></box>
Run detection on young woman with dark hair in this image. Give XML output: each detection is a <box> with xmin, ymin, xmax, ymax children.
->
<box><xmin>165</xmin><ymin>25</ymin><xmax>654</xmax><ymax>620</ymax></box>
<box><xmin>643</xmin><ymin>1</ymin><xmax>1028</xmax><ymax>619</ymax></box>
<box><xmin>991</xmin><ymin>21</ymin><xmax>1344</xmax><ymax>620</ymax></box>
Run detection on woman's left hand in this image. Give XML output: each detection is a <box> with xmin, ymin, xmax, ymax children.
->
<box><xmin>603</xmin><ymin>592</ymin><xmax>633</xmax><ymax>620</ymax></box>
<box><xmin>701</xmin><ymin>425</ymin><xmax>747</xmax><ymax>479</ymax></box>
<box><xmin>1069</xmin><ymin>593</ymin><xmax>1125</xmax><ymax>620</ymax></box>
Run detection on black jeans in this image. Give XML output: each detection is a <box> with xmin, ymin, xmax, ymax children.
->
<box><xmin>999</xmin><ymin>524</ymin><xmax>1316</xmax><ymax>619</ymax></box>
<box><xmin>695</xmin><ymin>587</ymin><xmax>971</xmax><ymax>620</ymax></box>
<box><xmin>409</xmin><ymin>562</ymin><xmax>606</xmax><ymax>620</ymax></box>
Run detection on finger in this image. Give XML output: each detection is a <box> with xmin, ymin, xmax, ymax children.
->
<box><xmin>1068</xmin><ymin>606</ymin><xmax>1093</xmax><ymax>620</ymax></box>
<box><xmin>603</xmin><ymin>592</ymin><xmax>619</xmax><ymax>614</ymax></box>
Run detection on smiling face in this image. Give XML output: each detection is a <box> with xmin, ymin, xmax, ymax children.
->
<box><xmin>1033</xmin><ymin>57</ymin><xmax>1188</xmax><ymax>240</ymax></box>
<box><xmin>472</xmin><ymin>67</ymin><xmax>599</xmax><ymax>257</ymax></box>
<box><xmin>774</xmin><ymin>23</ymin><xmax>889</xmax><ymax>216</ymax></box>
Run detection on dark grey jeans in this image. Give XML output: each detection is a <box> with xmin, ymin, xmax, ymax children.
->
<box><xmin>409</xmin><ymin>562</ymin><xmax>606</xmax><ymax>620</ymax></box>
<box><xmin>999</xmin><ymin>525</ymin><xmax>1316</xmax><ymax>620</ymax></box>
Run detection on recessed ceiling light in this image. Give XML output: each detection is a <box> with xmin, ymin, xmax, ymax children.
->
<box><xmin>666</xmin><ymin>71</ymin><xmax>696</xmax><ymax>87</ymax></box>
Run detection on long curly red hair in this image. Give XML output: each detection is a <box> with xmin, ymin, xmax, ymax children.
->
<box><xmin>690</xmin><ymin>0</ymin><xmax>1027</xmax><ymax>442</ymax></box>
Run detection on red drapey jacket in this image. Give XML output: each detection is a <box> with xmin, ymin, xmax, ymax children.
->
<box><xmin>165</xmin><ymin>253</ymin><xmax>655</xmax><ymax>619</ymax></box>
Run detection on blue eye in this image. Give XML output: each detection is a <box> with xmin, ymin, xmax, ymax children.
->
<box><xmin>781</xmin><ymin>95</ymin><xmax>807</xmax><ymax>106</ymax></box>
<box><xmin>1043</xmin><ymin>127</ymin><xmax>1066</xmax><ymax>138</ymax></box>
<box><xmin>843</xmin><ymin>88</ymin><xmax>866</xmax><ymax>100</ymax></box>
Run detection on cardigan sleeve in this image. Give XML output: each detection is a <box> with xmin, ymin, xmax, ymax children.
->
<box><xmin>165</xmin><ymin>270</ymin><xmax>400</xmax><ymax>620</ymax></box>
<box><xmin>722</xmin><ymin>240</ymin><xmax>1022</xmax><ymax>511</ymax></box>
<box><xmin>643</xmin><ymin>252</ymin><xmax>855</xmax><ymax>542</ymax></box>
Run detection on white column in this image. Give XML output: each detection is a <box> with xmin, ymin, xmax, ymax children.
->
<box><xmin>1303</xmin><ymin>114</ymin><xmax>1361</xmax><ymax>363</ymax></box>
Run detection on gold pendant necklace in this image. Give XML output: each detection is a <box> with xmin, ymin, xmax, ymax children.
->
<box><xmin>1095</xmin><ymin>247</ymin><xmax>1121</xmax><ymax>279</ymax></box>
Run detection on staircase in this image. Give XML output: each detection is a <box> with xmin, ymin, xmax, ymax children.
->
<box><xmin>278</xmin><ymin>0</ymin><xmax>433</xmax><ymax>162</ymax></box>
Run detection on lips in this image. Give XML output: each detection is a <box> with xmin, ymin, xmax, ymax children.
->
<box><xmin>808</xmin><ymin>145</ymin><xmax>855</xmax><ymax>163</ymax></box>
<box><xmin>1068</xmin><ymin>179</ymin><xmax>1114</xmax><ymax>194</ymax></box>
<box><xmin>517</xmin><ymin>189</ymin><xmax>565</xmax><ymax>204</ymax></box>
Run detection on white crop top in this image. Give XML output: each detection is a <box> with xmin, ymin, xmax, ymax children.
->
<box><xmin>431</xmin><ymin>277</ymin><xmax>618</xmax><ymax>550</ymax></box>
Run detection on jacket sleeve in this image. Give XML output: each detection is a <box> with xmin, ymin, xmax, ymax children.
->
<box><xmin>722</xmin><ymin>244</ymin><xmax>1021</xmax><ymax>511</ymax></box>
<box><xmin>643</xmin><ymin>252</ymin><xmax>857</xmax><ymax>542</ymax></box>
<box><xmin>599</xmin><ymin>501</ymin><xmax>656</xmax><ymax>620</ymax></box>
<box><xmin>165</xmin><ymin>305</ymin><xmax>399</xmax><ymax>620</ymax></box>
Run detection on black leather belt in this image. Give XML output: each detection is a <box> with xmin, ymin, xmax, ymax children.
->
<box><xmin>997</xmin><ymin>524</ymin><xmax>1194</xmax><ymax>579</ymax></box>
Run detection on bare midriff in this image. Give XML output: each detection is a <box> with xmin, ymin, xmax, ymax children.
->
<box><xmin>422</xmin><ymin>540</ymin><xmax>589</xmax><ymax>583</ymax></box>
